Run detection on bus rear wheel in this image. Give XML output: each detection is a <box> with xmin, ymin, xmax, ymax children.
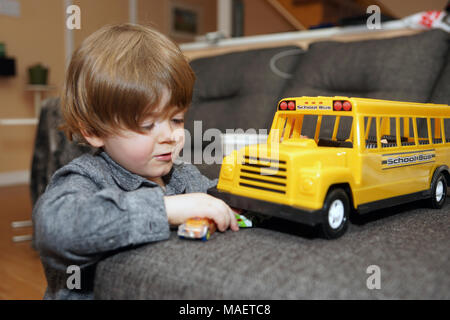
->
<box><xmin>429</xmin><ymin>173</ymin><xmax>447</xmax><ymax>209</ymax></box>
<box><xmin>320</xmin><ymin>189</ymin><xmax>350</xmax><ymax>239</ymax></box>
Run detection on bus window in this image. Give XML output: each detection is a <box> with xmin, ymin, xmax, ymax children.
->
<box><xmin>416</xmin><ymin>117</ymin><xmax>430</xmax><ymax>145</ymax></box>
<box><xmin>278</xmin><ymin>114</ymin><xmax>353</xmax><ymax>147</ymax></box>
<box><xmin>364</xmin><ymin>117</ymin><xmax>377</xmax><ymax>149</ymax></box>
<box><xmin>315</xmin><ymin>115</ymin><xmax>353</xmax><ymax>148</ymax></box>
<box><xmin>430</xmin><ymin>118</ymin><xmax>444</xmax><ymax>144</ymax></box>
<box><xmin>364</xmin><ymin>116</ymin><xmax>398</xmax><ymax>149</ymax></box>
<box><xmin>335</xmin><ymin>116</ymin><xmax>353</xmax><ymax>141</ymax></box>
<box><xmin>316</xmin><ymin>115</ymin><xmax>352</xmax><ymax>140</ymax></box>
<box><xmin>364</xmin><ymin>116</ymin><xmax>411</xmax><ymax>149</ymax></box>
<box><xmin>380</xmin><ymin>117</ymin><xmax>399</xmax><ymax>148</ymax></box>
<box><xmin>445</xmin><ymin>118</ymin><xmax>450</xmax><ymax>143</ymax></box>
<box><xmin>364</xmin><ymin>117</ymin><xmax>375</xmax><ymax>149</ymax></box>
<box><xmin>301</xmin><ymin>115</ymin><xmax>318</xmax><ymax>139</ymax></box>
<box><xmin>279</xmin><ymin>115</ymin><xmax>300</xmax><ymax>141</ymax></box>
<box><xmin>318</xmin><ymin>115</ymin><xmax>336</xmax><ymax>139</ymax></box>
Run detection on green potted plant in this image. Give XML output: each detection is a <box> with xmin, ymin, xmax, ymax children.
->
<box><xmin>28</xmin><ymin>63</ymin><xmax>48</xmax><ymax>85</ymax></box>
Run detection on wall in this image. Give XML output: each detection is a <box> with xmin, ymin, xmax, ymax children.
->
<box><xmin>72</xmin><ymin>0</ymin><xmax>129</xmax><ymax>50</ymax></box>
<box><xmin>262</xmin><ymin>0</ymin><xmax>449</xmax><ymax>30</ymax></box>
<box><xmin>0</xmin><ymin>0</ymin><xmax>217</xmax><ymax>179</ymax></box>
<box><xmin>378</xmin><ymin>0</ymin><xmax>448</xmax><ymax>18</ymax></box>
<box><xmin>138</xmin><ymin>0</ymin><xmax>217</xmax><ymax>43</ymax></box>
<box><xmin>244</xmin><ymin>0</ymin><xmax>295</xmax><ymax>36</ymax></box>
<box><xmin>0</xmin><ymin>0</ymin><xmax>65</xmax><ymax>174</ymax></box>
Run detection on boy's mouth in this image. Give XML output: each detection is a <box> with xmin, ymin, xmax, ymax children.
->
<box><xmin>154</xmin><ymin>152</ymin><xmax>172</xmax><ymax>161</ymax></box>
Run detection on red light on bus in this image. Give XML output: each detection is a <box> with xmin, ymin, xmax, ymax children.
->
<box><xmin>343</xmin><ymin>101</ymin><xmax>352</xmax><ymax>111</ymax></box>
<box><xmin>280</xmin><ymin>101</ymin><xmax>287</xmax><ymax>110</ymax></box>
<box><xmin>333</xmin><ymin>101</ymin><xmax>343</xmax><ymax>111</ymax></box>
<box><xmin>288</xmin><ymin>101</ymin><xmax>296</xmax><ymax>110</ymax></box>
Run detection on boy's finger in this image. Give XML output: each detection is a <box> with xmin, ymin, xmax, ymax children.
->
<box><xmin>222</xmin><ymin>206</ymin><xmax>231</xmax><ymax>231</ymax></box>
<box><xmin>218</xmin><ymin>201</ymin><xmax>231</xmax><ymax>232</ymax></box>
<box><xmin>215</xmin><ymin>208</ymin><xmax>228</xmax><ymax>232</ymax></box>
<box><xmin>229</xmin><ymin>209</ymin><xmax>239</xmax><ymax>231</ymax></box>
<box><xmin>213</xmin><ymin>214</ymin><xmax>225</xmax><ymax>232</ymax></box>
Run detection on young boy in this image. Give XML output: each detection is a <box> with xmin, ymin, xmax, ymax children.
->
<box><xmin>32</xmin><ymin>23</ymin><xmax>239</xmax><ymax>300</ymax></box>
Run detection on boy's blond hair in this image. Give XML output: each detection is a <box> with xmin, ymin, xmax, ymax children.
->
<box><xmin>61</xmin><ymin>23</ymin><xmax>195</xmax><ymax>142</ymax></box>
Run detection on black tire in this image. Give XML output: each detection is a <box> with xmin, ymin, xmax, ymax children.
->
<box><xmin>429</xmin><ymin>173</ymin><xmax>447</xmax><ymax>209</ymax></box>
<box><xmin>320</xmin><ymin>188</ymin><xmax>350</xmax><ymax>239</ymax></box>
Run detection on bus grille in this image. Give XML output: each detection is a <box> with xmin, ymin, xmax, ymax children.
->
<box><xmin>239</xmin><ymin>155</ymin><xmax>287</xmax><ymax>194</ymax></box>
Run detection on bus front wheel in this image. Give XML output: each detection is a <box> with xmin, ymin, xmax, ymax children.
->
<box><xmin>320</xmin><ymin>189</ymin><xmax>350</xmax><ymax>239</ymax></box>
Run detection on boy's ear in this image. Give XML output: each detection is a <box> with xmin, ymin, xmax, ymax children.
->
<box><xmin>80</xmin><ymin>128</ymin><xmax>105</xmax><ymax>148</ymax></box>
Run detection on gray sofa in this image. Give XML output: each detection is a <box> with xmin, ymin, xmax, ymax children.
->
<box><xmin>31</xmin><ymin>29</ymin><xmax>450</xmax><ymax>299</ymax></box>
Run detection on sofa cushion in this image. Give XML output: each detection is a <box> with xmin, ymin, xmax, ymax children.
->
<box><xmin>94</xmin><ymin>201</ymin><xmax>450</xmax><ymax>299</ymax></box>
<box><xmin>430</xmin><ymin>43</ymin><xmax>450</xmax><ymax>104</ymax></box>
<box><xmin>281</xmin><ymin>29</ymin><xmax>449</xmax><ymax>102</ymax></box>
<box><xmin>191</xmin><ymin>53</ymin><xmax>244</xmax><ymax>100</ymax></box>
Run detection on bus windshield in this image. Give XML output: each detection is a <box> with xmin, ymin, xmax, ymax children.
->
<box><xmin>275</xmin><ymin>114</ymin><xmax>354</xmax><ymax>147</ymax></box>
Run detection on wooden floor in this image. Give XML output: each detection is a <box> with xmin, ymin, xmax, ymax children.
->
<box><xmin>0</xmin><ymin>184</ymin><xmax>46</xmax><ymax>300</ymax></box>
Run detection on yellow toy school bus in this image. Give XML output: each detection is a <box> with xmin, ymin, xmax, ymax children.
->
<box><xmin>208</xmin><ymin>96</ymin><xmax>450</xmax><ymax>239</ymax></box>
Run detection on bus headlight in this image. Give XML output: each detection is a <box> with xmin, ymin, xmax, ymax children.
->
<box><xmin>301</xmin><ymin>176</ymin><xmax>316</xmax><ymax>194</ymax></box>
<box><xmin>220</xmin><ymin>152</ymin><xmax>237</xmax><ymax>180</ymax></box>
<box><xmin>220</xmin><ymin>164</ymin><xmax>234</xmax><ymax>180</ymax></box>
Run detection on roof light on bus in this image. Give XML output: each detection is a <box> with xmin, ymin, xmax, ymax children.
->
<box><xmin>333</xmin><ymin>101</ymin><xmax>343</xmax><ymax>111</ymax></box>
<box><xmin>288</xmin><ymin>101</ymin><xmax>296</xmax><ymax>110</ymax></box>
<box><xmin>280</xmin><ymin>101</ymin><xmax>287</xmax><ymax>110</ymax></box>
<box><xmin>343</xmin><ymin>101</ymin><xmax>352</xmax><ymax>111</ymax></box>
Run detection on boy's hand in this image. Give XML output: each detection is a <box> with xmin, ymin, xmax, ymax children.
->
<box><xmin>164</xmin><ymin>193</ymin><xmax>239</xmax><ymax>232</ymax></box>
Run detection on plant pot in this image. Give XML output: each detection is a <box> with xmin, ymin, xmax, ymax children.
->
<box><xmin>28</xmin><ymin>64</ymin><xmax>48</xmax><ymax>85</ymax></box>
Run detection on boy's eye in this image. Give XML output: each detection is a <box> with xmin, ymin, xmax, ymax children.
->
<box><xmin>141</xmin><ymin>123</ymin><xmax>154</xmax><ymax>131</ymax></box>
<box><xmin>172</xmin><ymin>118</ymin><xmax>184</xmax><ymax>124</ymax></box>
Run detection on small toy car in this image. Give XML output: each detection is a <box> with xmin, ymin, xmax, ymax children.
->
<box><xmin>234</xmin><ymin>211</ymin><xmax>253</xmax><ymax>227</ymax></box>
<box><xmin>178</xmin><ymin>217</ymin><xmax>217</xmax><ymax>241</ymax></box>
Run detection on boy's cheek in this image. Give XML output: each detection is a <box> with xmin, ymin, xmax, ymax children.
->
<box><xmin>132</xmin><ymin>143</ymin><xmax>156</xmax><ymax>163</ymax></box>
<box><xmin>172</xmin><ymin>128</ymin><xmax>185</xmax><ymax>143</ymax></box>
<box><xmin>114</xmin><ymin>137</ymin><xmax>154</xmax><ymax>163</ymax></box>
<box><xmin>172</xmin><ymin>133</ymin><xmax>185</xmax><ymax>159</ymax></box>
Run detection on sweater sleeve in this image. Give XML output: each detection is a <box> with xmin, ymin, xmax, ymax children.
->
<box><xmin>33</xmin><ymin>171</ymin><xmax>170</xmax><ymax>266</ymax></box>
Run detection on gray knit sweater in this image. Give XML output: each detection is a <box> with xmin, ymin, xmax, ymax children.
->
<box><xmin>32</xmin><ymin>150</ymin><xmax>217</xmax><ymax>299</ymax></box>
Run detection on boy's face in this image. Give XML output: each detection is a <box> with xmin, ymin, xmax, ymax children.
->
<box><xmin>84</xmin><ymin>89</ymin><xmax>186</xmax><ymax>183</ymax></box>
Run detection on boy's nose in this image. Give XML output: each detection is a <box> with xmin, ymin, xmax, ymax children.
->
<box><xmin>156</xmin><ymin>121</ymin><xmax>176</xmax><ymax>143</ymax></box>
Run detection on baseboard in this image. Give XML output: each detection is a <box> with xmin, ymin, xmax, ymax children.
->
<box><xmin>0</xmin><ymin>170</ymin><xmax>30</xmax><ymax>187</ymax></box>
